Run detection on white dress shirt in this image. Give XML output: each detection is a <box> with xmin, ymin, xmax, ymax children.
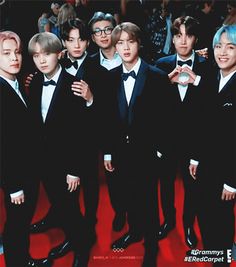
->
<box><xmin>100</xmin><ymin>50</ymin><xmax>122</xmax><ymax>70</ymax></box>
<box><xmin>176</xmin><ymin>52</ymin><xmax>200</xmax><ymax>101</ymax></box>
<box><xmin>41</xmin><ymin>66</ymin><xmax>62</xmax><ymax>122</ymax></box>
<box><xmin>123</xmin><ymin>58</ymin><xmax>141</xmax><ymax>105</ymax></box>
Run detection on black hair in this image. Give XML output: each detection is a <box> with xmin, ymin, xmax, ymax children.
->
<box><xmin>60</xmin><ymin>18</ymin><xmax>90</xmax><ymax>41</ymax></box>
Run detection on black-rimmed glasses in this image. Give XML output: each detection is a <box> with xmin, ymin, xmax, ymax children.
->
<box><xmin>92</xmin><ymin>27</ymin><xmax>113</xmax><ymax>36</ymax></box>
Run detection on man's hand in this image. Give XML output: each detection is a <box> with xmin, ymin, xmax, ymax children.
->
<box><xmin>195</xmin><ymin>48</ymin><xmax>208</xmax><ymax>59</ymax></box>
<box><xmin>189</xmin><ymin>164</ymin><xmax>198</xmax><ymax>179</ymax></box>
<box><xmin>71</xmin><ymin>80</ymin><xmax>93</xmax><ymax>102</ymax></box>
<box><xmin>66</xmin><ymin>175</ymin><xmax>80</xmax><ymax>192</ymax></box>
<box><xmin>168</xmin><ymin>66</ymin><xmax>197</xmax><ymax>86</ymax></box>
<box><xmin>180</xmin><ymin>67</ymin><xmax>197</xmax><ymax>85</ymax></box>
<box><xmin>168</xmin><ymin>66</ymin><xmax>182</xmax><ymax>84</ymax></box>
<box><xmin>221</xmin><ymin>188</ymin><xmax>236</xmax><ymax>201</ymax></box>
<box><xmin>25</xmin><ymin>72</ymin><xmax>37</xmax><ymax>88</ymax></box>
<box><xmin>104</xmin><ymin>160</ymin><xmax>114</xmax><ymax>172</ymax></box>
<box><xmin>11</xmin><ymin>193</ymin><xmax>24</xmax><ymax>205</ymax></box>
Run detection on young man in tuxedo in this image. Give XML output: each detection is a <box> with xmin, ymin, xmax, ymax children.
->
<box><xmin>27</xmin><ymin>32</ymin><xmax>93</xmax><ymax>267</ymax></box>
<box><xmin>88</xmin><ymin>11</ymin><xmax>128</xmax><ymax>232</ymax></box>
<box><xmin>102</xmin><ymin>22</ymin><xmax>170</xmax><ymax>267</ymax></box>
<box><xmin>0</xmin><ymin>31</ymin><xmax>51</xmax><ymax>267</ymax></box>
<box><xmin>189</xmin><ymin>24</ymin><xmax>236</xmax><ymax>267</ymax></box>
<box><xmin>30</xmin><ymin>19</ymin><xmax>99</xmax><ymax>258</ymax></box>
<box><xmin>88</xmin><ymin>11</ymin><xmax>122</xmax><ymax>71</ymax></box>
<box><xmin>155</xmin><ymin>16</ymin><xmax>209</xmax><ymax>249</ymax></box>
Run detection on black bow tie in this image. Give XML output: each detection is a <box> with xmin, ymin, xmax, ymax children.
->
<box><xmin>43</xmin><ymin>80</ymin><xmax>57</xmax><ymax>86</ymax></box>
<box><xmin>64</xmin><ymin>58</ymin><xmax>78</xmax><ymax>69</ymax></box>
<box><xmin>177</xmin><ymin>59</ymin><xmax>192</xmax><ymax>67</ymax></box>
<box><xmin>121</xmin><ymin>70</ymin><xmax>136</xmax><ymax>81</ymax></box>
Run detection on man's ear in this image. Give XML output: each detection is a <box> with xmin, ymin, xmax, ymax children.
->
<box><xmin>62</xmin><ymin>39</ymin><xmax>66</xmax><ymax>48</ymax></box>
<box><xmin>86</xmin><ymin>40</ymin><xmax>90</xmax><ymax>48</ymax></box>
<box><xmin>58</xmin><ymin>51</ymin><xmax>62</xmax><ymax>60</ymax></box>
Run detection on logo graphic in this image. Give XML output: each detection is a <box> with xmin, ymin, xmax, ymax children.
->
<box><xmin>0</xmin><ymin>0</ymin><xmax>5</xmax><ymax>6</ymax></box>
<box><xmin>232</xmin><ymin>243</ymin><xmax>236</xmax><ymax>261</ymax></box>
<box><xmin>227</xmin><ymin>243</ymin><xmax>236</xmax><ymax>263</ymax></box>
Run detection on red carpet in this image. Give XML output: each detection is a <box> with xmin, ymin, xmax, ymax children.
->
<box><xmin>0</xmin><ymin>170</ymin><xmax>235</xmax><ymax>267</ymax></box>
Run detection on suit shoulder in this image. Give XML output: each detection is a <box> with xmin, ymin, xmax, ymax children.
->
<box><xmin>148</xmin><ymin>64</ymin><xmax>167</xmax><ymax>76</ymax></box>
<box><xmin>155</xmin><ymin>55</ymin><xmax>174</xmax><ymax>65</ymax></box>
<box><xmin>155</xmin><ymin>55</ymin><xmax>175</xmax><ymax>73</ymax></box>
<box><xmin>90</xmin><ymin>52</ymin><xmax>99</xmax><ymax>60</ymax></box>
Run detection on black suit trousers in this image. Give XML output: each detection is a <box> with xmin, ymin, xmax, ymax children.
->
<box><xmin>160</xmin><ymin>153</ymin><xmax>198</xmax><ymax>228</ymax></box>
<box><xmin>107</xmin><ymin>143</ymin><xmax>160</xmax><ymax>242</ymax></box>
<box><xmin>41</xmin><ymin>171</ymin><xmax>88</xmax><ymax>253</ymax></box>
<box><xmin>3</xmin><ymin>181</ymin><xmax>39</xmax><ymax>267</ymax></box>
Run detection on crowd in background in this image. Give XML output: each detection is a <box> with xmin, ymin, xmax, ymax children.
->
<box><xmin>1</xmin><ymin>0</ymin><xmax>236</xmax><ymax>69</ymax></box>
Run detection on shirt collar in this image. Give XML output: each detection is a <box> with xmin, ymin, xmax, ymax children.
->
<box><xmin>44</xmin><ymin>65</ymin><xmax>62</xmax><ymax>83</ymax></box>
<box><xmin>220</xmin><ymin>69</ymin><xmax>236</xmax><ymax>83</ymax></box>
<box><xmin>100</xmin><ymin>49</ymin><xmax>119</xmax><ymax>62</ymax></box>
<box><xmin>0</xmin><ymin>75</ymin><xmax>18</xmax><ymax>90</ymax></box>
<box><xmin>176</xmin><ymin>51</ymin><xmax>195</xmax><ymax>67</ymax></box>
<box><xmin>122</xmin><ymin>57</ymin><xmax>141</xmax><ymax>75</ymax></box>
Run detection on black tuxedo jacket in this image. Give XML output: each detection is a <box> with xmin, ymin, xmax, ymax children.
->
<box><xmin>102</xmin><ymin>59</ymin><xmax>171</xmax><ymax>163</ymax></box>
<box><xmin>28</xmin><ymin>69</ymin><xmax>90</xmax><ymax>177</ymax></box>
<box><xmin>61</xmin><ymin>52</ymin><xmax>110</xmax><ymax>153</ymax></box>
<box><xmin>60</xmin><ymin>53</ymin><xmax>93</xmax><ymax>81</ymax></box>
<box><xmin>155</xmin><ymin>53</ymin><xmax>209</xmax><ymax>154</ymax></box>
<box><xmin>0</xmin><ymin>77</ymin><xmax>36</xmax><ymax>193</ymax></box>
<box><xmin>195</xmin><ymin>69</ymin><xmax>236</xmax><ymax>189</ymax></box>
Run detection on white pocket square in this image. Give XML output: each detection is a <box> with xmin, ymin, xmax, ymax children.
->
<box><xmin>157</xmin><ymin>151</ymin><xmax>162</xmax><ymax>158</ymax></box>
<box><xmin>223</xmin><ymin>103</ymin><xmax>233</xmax><ymax>107</ymax></box>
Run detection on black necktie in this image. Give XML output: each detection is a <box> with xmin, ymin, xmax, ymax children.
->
<box><xmin>43</xmin><ymin>80</ymin><xmax>57</xmax><ymax>86</ymax></box>
<box><xmin>64</xmin><ymin>58</ymin><xmax>78</xmax><ymax>69</ymax></box>
<box><xmin>121</xmin><ymin>70</ymin><xmax>136</xmax><ymax>81</ymax></box>
<box><xmin>177</xmin><ymin>59</ymin><xmax>192</xmax><ymax>67</ymax></box>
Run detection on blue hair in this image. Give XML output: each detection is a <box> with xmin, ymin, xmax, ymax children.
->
<box><xmin>213</xmin><ymin>24</ymin><xmax>236</xmax><ymax>48</ymax></box>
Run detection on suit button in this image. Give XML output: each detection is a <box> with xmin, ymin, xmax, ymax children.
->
<box><xmin>126</xmin><ymin>135</ymin><xmax>129</xmax><ymax>144</ymax></box>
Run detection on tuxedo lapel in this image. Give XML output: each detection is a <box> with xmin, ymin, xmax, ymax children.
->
<box><xmin>128</xmin><ymin>60</ymin><xmax>148</xmax><ymax>124</ymax></box>
<box><xmin>76</xmin><ymin>62</ymin><xmax>85</xmax><ymax>80</ymax></box>
<box><xmin>117</xmin><ymin>66</ymin><xmax>128</xmax><ymax>123</ymax></box>
<box><xmin>182</xmin><ymin>54</ymin><xmax>206</xmax><ymax>102</ymax></box>
<box><xmin>33</xmin><ymin>76</ymin><xmax>44</xmax><ymax>123</ymax></box>
<box><xmin>219</xmin><ymin>72</ymin><xmax>236</xmax><ymax>95</ymax></box>
<box><xmin>169</xmin><ymin>55</ymin><xmax>177</xmax><ymax>71</ymax></box>
<box><xmin>0</xmin><ymin>77</ymin><xmax>27</xmax><ymax>109</ymax></box>
<box><xmin>44</xmin><ymin>71</ymin><xmax>64</xmax><ymax>123</ymax></box>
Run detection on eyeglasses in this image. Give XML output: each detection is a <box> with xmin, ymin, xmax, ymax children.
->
<box><xmin>92</xmin><ymin>27</ymin><xmax>113</xmax><ymax>36</ymax></box>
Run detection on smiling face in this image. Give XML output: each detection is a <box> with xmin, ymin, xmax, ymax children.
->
<box><xmin>214</xmin><ymin>32</ymin><xmax>236</xmax><ymax>77</ymax></box>
<box><xmin>0</xmin><ymin>38</ymin><xmax>22</xmax><ymax>80</ymax></box>
<box><xmin>115</xmin><ymin>30</ymin><xmax>139</xmax><ymax>70</ymax></box>
<box><xmin>173</xmin><ymin>24</ymin><xmax>196</xmax><ymax>60</ymax></box>
<box><xmin>64</xmin><ymin>28</ymin><xmax>89</xmax><ymax>60</ymax></box>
